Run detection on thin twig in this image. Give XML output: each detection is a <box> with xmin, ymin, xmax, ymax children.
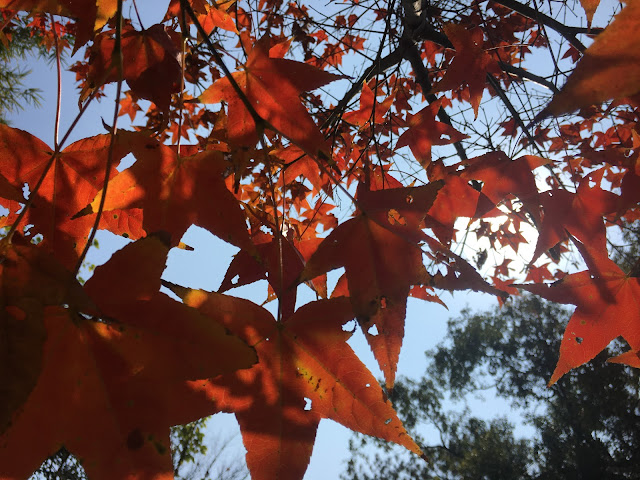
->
<box><xmin>491</xmin><ymin>0</ymin><xmax>590</xmax><ymax>52</ymax></box>
<box><xmin>50</xmin><ymin>13</ymin><xmax>62</xmax><ymax>150</ymax></box>
<box><xmin>74</xmin><ymin>0</ymin><xmax>124</xmax><ymax>274</ymax></box>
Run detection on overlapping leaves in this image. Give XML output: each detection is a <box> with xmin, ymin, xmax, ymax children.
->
<box><xmin>1</xmin><ymin>0</ymin><xmax>640</xmax><ymax>479</ymax></box>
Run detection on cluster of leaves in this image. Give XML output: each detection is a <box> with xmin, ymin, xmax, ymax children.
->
<box><xmin>343</xmin><ymin>294</ymin><xmax>640</xmax><ymax>480</ymax></box>
<box><xmin>0</xmin><ymin>0</ymin><xmax>639</xmax><ymax>479</ymax></box>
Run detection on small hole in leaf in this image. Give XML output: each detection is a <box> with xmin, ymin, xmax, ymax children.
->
<box><xmin>576</xmin><ymin>337</ymin><xmax>583</xmax><ymax>344</ymax></box>
<box><xmin>384</xmin><ymin>418</ymin><xmax>392</xmax><ymax>425</ymax></box>
<box><xmin>368</xmin><ymin>324</ymin><xmax>379</xmax><ymax>336</ymax></box>
<box><xmin>303</xmin><ymin>397</ymin><xmax>312</xmax><ymax>411</ymax></box>
<box><xmin>405</xmin><ymin>194</ymin><xmax>414</xmax><ymax>204</ymax></box>
<box><xmin>365</xmin><ymin>383</ymin><xmax>371</xmax><ymax>388</ymax></box>
<box><xmin>342</xmin><ymin>320</ymin><xmax>356</xmax><ymax>332</ymax></box>
<box><xmin>231</xmin><ymin>274</ymin><xmax>239</xmax><ymax>285</ymax></box>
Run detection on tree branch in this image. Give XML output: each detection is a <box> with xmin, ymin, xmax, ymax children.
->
<box><xmin>490</xmin><ymin>0</ymin><xmax>590</xmax><ymax>52</ymax></box>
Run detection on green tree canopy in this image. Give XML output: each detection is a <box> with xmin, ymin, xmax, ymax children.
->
<box><xmin>343</xmin><ymin>294</ymin><xmax>640</xmax><ymax>480</ymax></box>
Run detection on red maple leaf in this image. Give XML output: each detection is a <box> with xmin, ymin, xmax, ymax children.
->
<box><xmin>299</xmin><ymin>211</ymin><xmax>431</xmax><ymax>389</ymax></box>
<box><xmin>396</xmin><ymin>100</ymin><xmax>469</xmax><ymax>168</ymax></box>
<box><xmin>219</xmin><ymin>233</ymin><xmax>306</xmax><ymax>319</ymax></box>
<box><xmin>520</xmin><ymin>240</ymin><xmax>640</xmax><ymax>385</ymax></box>
<box><xmin>425</xmin><ymin>174</ymin><xmax>480</xmax><ymax>244</ymax></box>
<box><xmin>200</xmin><ymin>37</ymin><xmax>343</xmax><ymax>158</ymax></box>
<box><xmin>85</xmin><ymin>23</ymin><xmax>181</xmax><ymax>110</ymax></box>
<box><xmin>342</xmin><ymin>81</ymin><xmax>394</xmax><ymax>127</ymax></box>
<box><xmin>180</xmin><ymin>291</ymin><xmax>424</xmax><ymax>480</ymax></box>
<box><xmin>460</xmin><ymin>152</ymin><xmax>548</xmax><ymax>219</ymax></box>
<box><xmin>531</xmin><ymin>169</ymin><xmax>621</xmax><ymax>263</ymax></box>
<box><xmin>433</xmin><ymin>23</ymin><xmax>500</xmax><ymax>118</ymax></box>
<box><xmin>0</xmin><ymin>237</ymin><xmax>256</xmax><ymax>480</ymax></box>
<box><xmin>88</xmin><ymin>131</ymin><xmax>252</xmax><ymax>251</ymax></box>
<box><xmin>0</xmin><ymin>125</ymin><xmax>131</xmax><ymax>268</ymax></box>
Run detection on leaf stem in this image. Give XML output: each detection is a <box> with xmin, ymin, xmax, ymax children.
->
<box><xmin>74</xmin><ymin>0</ymin><xmax>124</xmax><ymax>275</ymax></box>
<box><xmin>50</xmin><ymin>14</ymin><xmax>62</xmax><ymax>150</ymax></box>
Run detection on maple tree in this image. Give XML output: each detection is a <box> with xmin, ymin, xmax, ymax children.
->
<box><xmin>1</xmin><ymin>0</ymin><xmax>639</xmax><ymax>479</ymax></box>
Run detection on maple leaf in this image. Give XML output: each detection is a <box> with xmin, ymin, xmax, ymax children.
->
<box><xmin>396</xmin><ymin>100</ymin><xmax>469</xmax><ymax>168</ymax></box>
<box><xmin>0</xmin><ymin>125</ymin><xmax>130</xmax><ymax>268</ymax></box>
<box><xmin>342</xmin><ymin>81</ymin><xmax>394</xmax><ymax>127</ymax></box>
<box><xmin>540</xmin><ymin>1</ymin><xmax>640</xmax><ymax>117</ymax></box>
<box><xmin>163</xmin><ymin>0</ymin><xmax>208</xmax><ymax>20</ymax></box>
<box><xmin>0</xmin><ymin>173</ymin><xmax>24</xmax><ymax>205</ymax></box>
<box><xmin>85</xmin><ymin>23</ymin><xmax>181</xmax><ymax>110</ymax></box>
<box><xmin>424</xmin><ymin>174</ymin><xmax>480</xmax><ymax>244</ymax></box>
<box><xmin>530</xmin><ymin>169</ymin><xmax>621</xmax><ymax>264</ymax></box>
<box><xmin>0</xmin><ymin>237</ymin><xmax>256</xmax><ymax>480</ymax></box>
<box><xmin>519</xmin><ymin>240</ymin><xmax>640</xmax><ymax>385</ymax></box>
<box><xmin>0</xmin><ymin>236</ymin><xmax>90</xmax><ymax>435</ymax></box>
<box><xmin>219</xmin><ymin>233</ymin><xmax>305</xmax><ymax>319</ymax></box>
<box><xmin>164</xmin><ymin>0</ymin><xmax>237</xmax><ymax>32</ymax></box>
<box><xmin>0</xmin><ymin>0</ymin><xmax>117</xmax><ymax>48</ymax></box>
<box><xmin>299</xmin><ymin>209</ymin><xmax>433</xmax><ymax>389</ymax></box>
<box><xmin>199</xmin><ymin>37</ymin><xmax>343</xmax><ymax>158</ymax></box>
<box><xmin>433</xmin><ymin>23</ymin><xmax>500</xmax><ymax>118</ymax></box>
<box><xmin>197</xmin><ymin>1</ymin><xmax>238</xmax><ymax>34</ymax></box>
<box><xmin>179</xmin><ymin>291</ymin><xmax>424</xmax><ymax>480</ymax></box>
<box><xmin>272</xmin><ymin>145</ymin><xmax>326</xmax><ymax>195</ymax></box>
<box><xmin>608</xmin><ymin>348</ymin><xmax>640</xmax><ymax>368</ymax></box>
<box><xmin>579</xmin><ymin>0</ymin><xmax>601</xmax><ymax>24</ymax></box>
<box><xmin>88</xmin><ymin>131</ymin><xmax>252</xmax><ymax>251</ymax></box>
<box><xmin>460</xmin><ymin>152</ymin><xmax>548</xmax><ymax>219</ymax></box>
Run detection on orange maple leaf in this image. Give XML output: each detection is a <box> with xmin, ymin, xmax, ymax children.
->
<box><xmin>272</xmin><ymin>145</ymin><xmax>327</xmax><ymax>196</ymax></box>
<box><xmin>0</xmin><ymin>125</ymin><xmax>130</xmax><ymax>268</ymax></box>
<box><xmin>0</xmin><ymin>237</ymin><xmax>256</xmax><ymax>480</ymax></box>
<box><xmin>520</xmin><ymin>240</ymin><xmax>640</xmax><ymax>385</ymax></box>
<box><xmin>0</xmin><ymin>0</ymin><xmax>117</xmax><ymax>47</ymax></box>
<box><xmin>540</xmin><ymin>1</ymin><xmax>640</xmax><ymax>117</ymax></box>
<box><xmin>199</xmin><ymin>37</ymin><xmax>343</xmax><ymax>158</ymax></box>
<box><xmin>579</xmin><ymin>0</ymin><xmax>601</xmax><ymax>24</ymax></box>
<box><xmin>180</xmin><ymin>291</ymin><xmax>424</xmax><ymax>480</ymax></box>
<box><xmin>342</xmin><ymin>81</ymin><xmax>394</xmax><ymax>127</ymax></box>
<box><xmin>299</xmin><ymin>205</ymin><xmax>435</xmax><ymax>389</ymax></box>
<box><xmin>89</xmin><ymin>132</ymin><xmax>252</xmax><ymax>251</ymax></box>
